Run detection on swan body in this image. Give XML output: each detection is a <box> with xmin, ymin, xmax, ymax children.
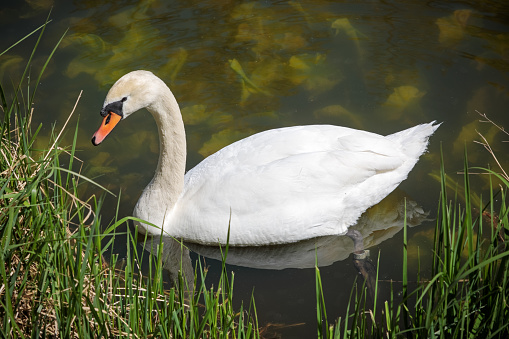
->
<box><xmin>184</xmin><ymin>190</ymin><xmax>430</xmax><ymax>270</ymax></box>
<box><xmin>92</xmin><ymin>70</ymin><xmax>439</xmax><ymax>246</ymax></box>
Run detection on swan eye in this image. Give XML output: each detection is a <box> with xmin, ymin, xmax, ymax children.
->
<box><xmin>121</xmin><ymin>96</ymin><xmax>128</xmax><ymax>102</ymax></box>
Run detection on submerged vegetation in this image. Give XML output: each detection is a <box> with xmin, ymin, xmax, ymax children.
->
<box><xmin>2</xmin><ymin>9</ymin><xmax>509</xmax><ymax>339</ymax></box>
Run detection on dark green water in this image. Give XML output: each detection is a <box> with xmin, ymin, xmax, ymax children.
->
<box><xmin>2</xmin><ymin>0</ymin><xmax>509</xmax><ymax>337</ymax></box>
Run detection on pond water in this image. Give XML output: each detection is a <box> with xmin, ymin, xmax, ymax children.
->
<box><xmin>2</xmin><ymin>0</ymin><xmax>509</xmax><ymax>337</ymax></box>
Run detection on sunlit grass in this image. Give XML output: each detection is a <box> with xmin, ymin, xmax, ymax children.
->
<box><xmin>316</xmin><ymin>149</ymin><xmax>509</xmax><ymax>338</ymax></box>
<box><xmin>0</xmin><ymin>24</ymin><xmax>259</xmax><ymax>339</ymax></box>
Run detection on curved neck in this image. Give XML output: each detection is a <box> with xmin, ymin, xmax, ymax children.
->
<box><xmin>142</xmin><ymin>88</ymin><xmax>186</xmax><ymax>214</ymax></box>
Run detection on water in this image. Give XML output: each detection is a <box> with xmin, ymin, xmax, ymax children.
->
<box><xmin>2</xmin><ymin>0</ymin><xmax>509</xmax><ymax>337</ymax></box>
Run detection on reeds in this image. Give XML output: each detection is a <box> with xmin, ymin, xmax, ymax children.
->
<box><xmin>0</xmin><ymin>24</ymin><xmax>259</xmax><ymax>338</ymax></box>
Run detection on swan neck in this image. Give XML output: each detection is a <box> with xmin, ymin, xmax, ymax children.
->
<box><xmin>147</xmin><ymin>88</ymin><xmax>186</xmax><ymax>207</ymax></box>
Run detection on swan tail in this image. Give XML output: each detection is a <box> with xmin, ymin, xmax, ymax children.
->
<box><xmin>386</xmin><ymin>121</ymin><xmax>441</xmax><ymax>159</ymax></box>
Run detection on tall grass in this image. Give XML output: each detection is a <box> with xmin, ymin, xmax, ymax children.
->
<box><xmin>316</xmin><ymin>150</ymin><xmax>509</xmax><ymax>338</ymax></box>
<box><xmin>0</xmin><ymin>24</ymin><xmax>259</xmax><ymax>338</ymax></box>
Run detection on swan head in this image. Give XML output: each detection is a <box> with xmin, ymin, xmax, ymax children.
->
<box><xmin>91</xmin><ymin>70</ymin><xmax>166</xmax><ymax>146</ymax></box>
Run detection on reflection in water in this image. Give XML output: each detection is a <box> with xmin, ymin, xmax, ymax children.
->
<box><xmin>145</xmin><ymin>189</ymin><xmax>429</xmax><ymax>290</ymax></box>
<box><xmin>143</xmin><ymin>236</ymin><xmax>195</xmax><ymax>290</ymax></box>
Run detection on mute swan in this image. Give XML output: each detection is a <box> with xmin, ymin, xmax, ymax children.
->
<box><xmin>91</xmin><ymin>70</ymin><xmax>439</xmax><ymax>246</ymax></box>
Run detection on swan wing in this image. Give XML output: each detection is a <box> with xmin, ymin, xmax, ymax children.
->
<box><xmin>170</xmin><ymin>125</ymin><xmax>419</xmax><ymax>246</ymax></box>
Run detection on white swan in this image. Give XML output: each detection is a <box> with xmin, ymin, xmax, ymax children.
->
<box><xmin>92</xmin><ymin>70</ymin><xmax>439</xmax><ymax>246</ymax></box>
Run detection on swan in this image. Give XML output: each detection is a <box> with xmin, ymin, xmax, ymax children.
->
<box><xmin>91</xmin><ymin>70</ymin><xmax>439</xmax><ymax>246</ymax></box>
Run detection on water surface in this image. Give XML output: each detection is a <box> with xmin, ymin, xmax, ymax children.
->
<box><xmin>2</xmin><ymin>0</ymin><xmax>509</xmax><ymax>337</ymax></box>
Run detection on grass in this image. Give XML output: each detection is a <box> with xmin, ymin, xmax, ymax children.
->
<box><xmin>0</xmin><ymin>22</ymin><xmax>259</xmax><ymax>338</ymax></box>
<box><xmin>2</xmin><ymin>21</ymin><xmax>508</xmax><ymax>339</ymax></box>
<box><xmin>315</xmin><ymin>149</ymin><xmax>509</xmax><ymax>338</ymax></box>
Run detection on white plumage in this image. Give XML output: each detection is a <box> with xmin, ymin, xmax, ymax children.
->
<box><xmin>92</xmin><ymin>70</ymin><xmax>439</xmax><ymax>246</ymax></box>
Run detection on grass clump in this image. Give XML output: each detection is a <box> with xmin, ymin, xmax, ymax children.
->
<box><xmin>316</xmin><ymin>150</ymin><xmax>509</xmax><ymax>338</ymax></box>
<box><xmin>0</xmin><ymin>24</ymin><xmax>259</xmax><ymax>338</ymax></box>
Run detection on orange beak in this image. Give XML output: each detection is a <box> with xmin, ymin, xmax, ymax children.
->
<box><xmin>91</xmin><ymin>112</ymin><xmax>122</xmax><ymax>146</ymax></box>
